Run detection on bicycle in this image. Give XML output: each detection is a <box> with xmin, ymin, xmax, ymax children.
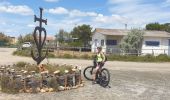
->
<box><xmin>83</xmin><ymin>61</ymin><xmax>110</xmax><ymax>87</ymax></box>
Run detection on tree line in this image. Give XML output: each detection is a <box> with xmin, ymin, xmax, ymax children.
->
<box><xmin>2</xmin><ymin>22</ymin><xmax>169</xmax><ymax>47</ymax></box>
<box><xmin>17</xmin><ymin>24</ymin><xmax>92</xmax><ymax>47</ymax></box>
<box><xmin>55</xmin><ymin>24</ymin><xmax>92</xmax><ymax>47</ymax></box>
<box><xmin>146</xmin><ymin>22</ymin><xmax>170</xmax><ymax>32</ymax></box>
<box><xmin>0</xmin><ymin>32</ymin><xmax>12</xmax><ymax>46</ymax></box>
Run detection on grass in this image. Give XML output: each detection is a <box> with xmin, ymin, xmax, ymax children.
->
<box><xmin>13</xmin><ymin>49</ymin><xmax>170</xmax><ymax>62</ymax></box>
<box><xmin>1</xmin><ymin>75</ymin><xmax>20</xmax><ymax>94</ymax></box>
<box><xmin>13</xmin><ymin>49</ymin><xmax>56</xmax><ymax>58</ymax></box>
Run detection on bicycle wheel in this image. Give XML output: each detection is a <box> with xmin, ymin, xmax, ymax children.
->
<box><xmin>100</xmin><ymin>68</ymin><xmax>110</xmax><ymax>87</ymax></box>
<box><xmin>83</xmin><ymin>66</ymin><xmax>94</xmax><ymax>81</ymax></box>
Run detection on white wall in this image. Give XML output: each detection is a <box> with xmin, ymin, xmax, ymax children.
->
<box><xmin>142</xmin><ymin>37</ymin><xmax>169</xmax><ymax>56</ymax></box>
<box><xmin>105</xmin><ymin>35</ymin><xmax>123</xmax><ymax>54</ymax></box>
<box><xmin>91</xmin><ymin>32</ymin><xmax>106</xmax><ymax>53</ymax></box>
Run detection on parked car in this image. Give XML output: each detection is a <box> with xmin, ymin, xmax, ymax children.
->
<box><xmin>22</xmin><ymin>42</ymin><xmax>32</xmax><ymax>48</ymax></box>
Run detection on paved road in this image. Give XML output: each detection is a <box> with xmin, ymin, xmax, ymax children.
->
<box><xmin>0</xmin><ymin>48</ymin><xmax>170</xmax><ymax>100</ymax></box>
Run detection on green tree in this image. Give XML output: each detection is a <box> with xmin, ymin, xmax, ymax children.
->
<box><xmin>71</xmin><ymin>24</ymin><xmax>92</xmax><ymax>47</ymax></box>
<box><xmin>17</xmin><ymin>35</ymin><xmax>23</xmax><ymax>44</ymax></box>
<box><xmin>55</xmin><ymin>29</ymin><xmax>70</xmax><ymax>43</ymax></box>
<box><xmin>23</xmin><ymin>33</ymin><xmax>34</xmax><ymax>43</ymax></box>
<box><xmin>17</xmin><ymin>33</ymin><xmax>34</xmax><ymax>44</ymax></box>
<box><xmin>146</xmin><ymin>22</ymin><xmax>170</xmax><ymax>32</ymax></box>
<box><xmin>0</xmin><ymin>32</ymin><xmax>11</xmax><ymax>46</ymax></box>
<box><xmin>120</xmin><ymin>29</ymin><xmax>144</xmax><ymax>55</ymax></box>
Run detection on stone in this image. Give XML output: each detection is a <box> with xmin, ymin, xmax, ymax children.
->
<box><xmin>58</xmin><ymin>86</ymin><xmax>65</xmax><ymax>91</ymax></box>
<box><xmin>72</xmin><ymin>86</ymin><xmax>78</xmax><ymax>89</ymax></box>
<box><xmin>31</xmin><ymin>71</ymin><xmax>36</xmax><ymax>73</ymax></box>
<box><xmin>78</xmin><ymin>66</ymin><xmax>82</xmax><ymax>70</ymax></box>
<box><xmin>64</xmin><ymin>70</ymin><xmax>69</xmax><ymax>74</ymax></box>
<box><xmin>49</xmin><ymin>88</ymin><xmax>54</xmax><ymax>92</ymax></box>
<box><xmin>26</xmin><ymin>89</ymin><xmax>31</xmax><ymax>93</ymax></box>
<box><xmin>41</xmin><ymin>70</ymin><xmax>49</xmax><ymax>74</ymax></box>
<box><xmin>45</xmin><ymin>88</ymin><xmax>49</xmax><ymax>92</ymax></box>
<box><xmin>54</xmin><ymin>70</ymin><xmax>60</xmax><ymax>74</ymax></box>
<box><xmin>72</xmin><ymin>68</ymin><xmax>77</xmax><ymax>72</ymax></box>
<box><xmin>27</xmin><ymin>75</ymin><xmax>32</xmax><ymax>78</ymax></box>
<box><xmin>80</xmin><ymin>84</ymin><xmax>84</xmax><ymax>87</ymax></box>
<box><xmin>16</xmin><ymin>75</ymin><xmax>22</xmax><ymax>77</ymax></box>
<box><xmin>36</xmin><ymin>87</ymin><xmax>41</xmax><ymax>92</ymax></box>
<box><xmin>40</xmin><ymin>89</ymin><xmax>46</xmax><ymax>93</ymax></box>
<box><xmin>24</xmin><ymin>71</ymin><xmax>28</xmax><ymax>74</ymax></box>
<box><xmin>19</xmin><ymin>89</ymin><xmax>24</xmax><ymax>93</ymax></box>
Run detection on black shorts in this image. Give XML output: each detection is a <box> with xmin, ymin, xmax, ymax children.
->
<box><xmin>93</xmin><ymin>61</ymin><xmax>104</xmax><ymax>68</ymax></box>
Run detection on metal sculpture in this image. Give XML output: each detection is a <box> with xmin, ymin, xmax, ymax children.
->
<box><xmin>31</xmin><ymin>8</ymin><xmax>48</xmax><ymax>65</ymax></box>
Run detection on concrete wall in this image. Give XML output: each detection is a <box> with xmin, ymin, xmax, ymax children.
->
<box><xmin>105</xmin><ymin>35</ymin><xmax>123</xmax><ymax>54</ymax></box>
<box><xmin>92</xmin><ymin>32</ymin><xmax>170</xmax><ymax>55</ymax></box>
<box><xmin>91</xmin><ymin>32</ymin><xmax>106</xmax><ymax>53</ymax></box>
<box><xmin>142</xmin><ymin>37</ymin><xmax>170</xmax><ymax>56</ymax></box>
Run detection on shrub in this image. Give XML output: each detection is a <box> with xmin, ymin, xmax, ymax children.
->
<box><xmin>63</xmin><ymin>54</ymin><xmax>72</xmax><ymax>59</ymax></box>
<box><xmin>1</xmin><ymin>75</ymin><xmax>20</xmax><ymax>94</ymax></box>
<box><xmin>13</xmin><ymin>49</ymin><xmax>56</xmax><ymax>58</ymax></box>
<box><xmin>13</xmin><ymin>49</ymin><xmax>31</xmax><ymax>57</ymax></box>
<box><xmin>48</xmin><ymin>77</ymin><xmax>59</xmax><ymax>91</ymax></box>
<box><xmin>14</xmin><ymin>62</ymin><xmax>38</xmax><ymax>72</ymax></box>
<box><xmin>46</xmin><ymin>64</ymin><xmax>59</xmax><ymax>73</ymax></box>
<box><xmin>156</xmin><ymin>54</ymin><xmax>170</xmax><ymax>62</ymax></box>
<box><xmin>47</xmin><ymin>53</ymin><xmax>56</xmax><ymax>58</ymax></box>
<box><xmin>16</xmin><ymin>61</ymin><xmax>28</xmax><ymax>68</ymax></box>
<box><xmin>81</xmin><ymin>54</ymin><xmax>90</xmax><ymax>59</ymax></box>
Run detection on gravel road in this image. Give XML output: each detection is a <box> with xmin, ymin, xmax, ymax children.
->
<box><xmin>0</xmin><ymin>48</ymin><xmax>170</xmax><ymax>100</ymax></box>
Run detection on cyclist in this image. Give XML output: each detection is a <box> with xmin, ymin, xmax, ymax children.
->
<box><xmin>92</xmin><ymin>46</ymin><xmax>106</xmax><ymax>84</ymax></box>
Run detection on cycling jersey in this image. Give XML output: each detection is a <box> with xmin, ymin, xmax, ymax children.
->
<box><xmin>96</xmin><ymin>52</ymin><xmax>105</xmax><ymax>62</ymax></box>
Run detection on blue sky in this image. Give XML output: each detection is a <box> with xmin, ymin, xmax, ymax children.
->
<box><xmin>0</xmin><ymin>0</ymin><xmax>170</xmax><ymax>37</ymax></box>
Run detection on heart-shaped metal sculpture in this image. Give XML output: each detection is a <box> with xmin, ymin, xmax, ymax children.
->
<box><xmin>31</xmin><ymin>8</ymin><xmax>48</xmax><ymax>65</ymax></box>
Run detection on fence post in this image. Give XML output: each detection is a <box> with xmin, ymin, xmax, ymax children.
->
<box><xmin>137</xmin><ymin>49</ymin><xmax>139</xmax><ymax>56</ymax></box>
<box><xmin>57</xmin><ymin>47</ymin><xmax>60</xmax><ymax>55</ymax></box>
<box><xmin>164</xmin><ymin>49</ymin><xmax>166</xmax><ymax>54</ymax></box>
<box><xmin>72</xmin><ymin>47</ymin><xmax>74</xmax><ymax>56</ymax></box>
<box><xmin>152</xmin><ymin>49</ymin><xmax>154</xmax><ymax>55</ymax></box>
<box><xmin>79</xmin><ymin>47</ymin><xmax>82</xmax><ymax>53</ymax></box>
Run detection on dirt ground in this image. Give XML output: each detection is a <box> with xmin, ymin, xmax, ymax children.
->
<box><xmin>0</xmin><ymin>48</ymin><xmax>170</xmax><ymax>100</ymax></box>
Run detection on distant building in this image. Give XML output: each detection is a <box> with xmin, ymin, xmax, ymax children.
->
<box><xmin>92</xmin><ymin>28</ymin><xmax>170</xmax><ymax>56</ymax></box>
<box><xmin>9</xmin><ymin>36</ymin><xmax>17</xmax><ymax>44</ymax></box>
<box><xmin>46</xmin><ymin>36</ymin><xmax>55</xmax><ymax>43</ymax></box>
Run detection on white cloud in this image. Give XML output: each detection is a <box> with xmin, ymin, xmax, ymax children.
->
<box><xmin>44</xmin><ymin>0</ymin><xmax>59</xmax><ymax>2</ymax></box>
<box><xmin>0</xmin><ymin>5</ymin><xmax>33</xmax><ymax>15</ymax></box>
<box><xmin>94</xmin><ymin>14</ymin><xmax>128</xmax><ymax>24</ymax></box>
<box><xmin>69</xmin><ymin>9</ymin><xmax>98</xmax><ymax>17</ymax></box>
<box><xmin>162</xmin><ymin>0</ymin><xmax>170</xmax><ymax>7</ymax></box>
<box><xmin>27</xmin><ymin>24</ymin><xmax>35</xmax><ymax>28</ymax></box>
<box><xmin>47</xmin><ymin>7</ymin><xmax>98</xmax><ymax>17</ymax></box>
<box><xmin>108</xmin><ymin>0</ymin><xmax>139</xmax><ymax>5</ymax></box>
<box><xmin>108</xmin><ymin>0</ymin><xmax>170</xmax><ymax>28</ymax></box>
<box><xmin>48</xmin><ymin>7</ymin><xmax>68</xmax><ymax>14</ymax></box>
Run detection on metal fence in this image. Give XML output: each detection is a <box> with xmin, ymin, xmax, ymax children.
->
<box><xmin>1</xmin><ymin>44</ymin><xmax>169</xmax><ymax>56</ymax></box>
<box><xmin>101</xmin><ymin>48</ymin><xmax>169</xmax><ymax>56</ymax></box>
<box><xmin>50</xmin><ymin>46</ymin><xmax>170</xmax><ymax>56</ymax></box>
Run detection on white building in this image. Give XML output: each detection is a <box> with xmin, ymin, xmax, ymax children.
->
<box><xmin>91</xmin><ymin>28</ymin><xmax>170</xmax><ymax>56</ymax></box>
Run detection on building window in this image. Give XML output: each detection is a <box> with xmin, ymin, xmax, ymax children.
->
<box><xmin>94</xmin><ymin>39</ymin><xmax>98</xmax><ymax>46</ymax></box>
<box><xmin>101</xmin><ymin>40</ymin><xmax>104</xmax><ymax>46</ymax></box>
<box><xmin>106</xmin><ymin>40</ymin><xmax>117</xmax><ymax>45</ymax></box>
<box><xmin>145</xmin><ymin>41</ymin><xmax>160</xmax><ymax>46</ymax></box>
